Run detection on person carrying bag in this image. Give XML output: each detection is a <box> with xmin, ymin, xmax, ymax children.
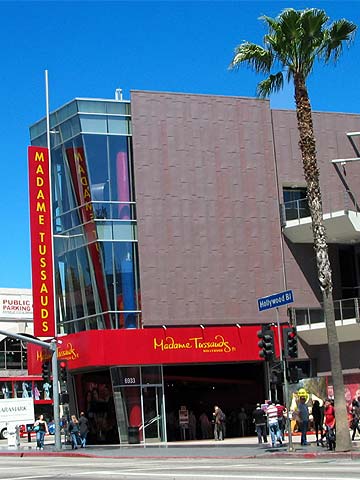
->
<box><xmin>68</xmin><ymin>415</ymin><xmax>81</xmax><ymax>450</ymax></box>
<box><xmin>34</xmin><ymin>414</ymin><xmax>48</xmax><ymax>450</ymax></box>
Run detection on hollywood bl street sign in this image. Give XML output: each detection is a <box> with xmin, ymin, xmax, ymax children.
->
<box><xmin>257</xmin><ymin>289</ymin><xmax>294</xmax><ymax>312</ymax></box>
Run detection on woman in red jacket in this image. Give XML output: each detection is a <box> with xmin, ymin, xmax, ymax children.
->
<box><xmin>324</xmin><ymin>398</ymin><xmax>336</xmax><ymax>451</ymax></box>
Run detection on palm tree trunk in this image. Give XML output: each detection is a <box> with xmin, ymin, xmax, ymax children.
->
<box><xmin>293</xmin><ymin>73</ymin><xmax>351</xmax><ymax>452</ymax></box>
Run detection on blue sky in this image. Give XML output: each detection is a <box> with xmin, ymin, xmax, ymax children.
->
<box><xmin>1</xmin><ymin>0</ymin><xmax>360</xmax><ymax>289</ymax></box>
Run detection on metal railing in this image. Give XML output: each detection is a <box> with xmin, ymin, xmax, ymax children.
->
<box><xmin>291</xmin><ymin>297</ymin><xmax>360</xmax><ymax>327</ymax></box>
<box><xmin>282</xmin><ymin>190</ymin><xmax>360</xmax><ymax>223</ymax></box>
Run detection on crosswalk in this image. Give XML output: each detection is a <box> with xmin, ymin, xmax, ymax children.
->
<box><xmin>0</xmin><ymin>457</ymin><xmax>360</xmax><ymax>479</ymax></box>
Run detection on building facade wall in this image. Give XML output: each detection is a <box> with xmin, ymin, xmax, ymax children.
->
<box><xmin>131</xmin><ymin>91</ymin><xmax>284</xmax><ymax>327</ymax></box>
<box><xmin>132</xmin><ymin>92</ymin><xmax>360</xmax><ymax>327</ymax></box>
<box><xmin>272</xmin><ymin>109</ymin><xmax>360</xmax><ymax>212</ymax></box>
<box><xmin>272</xmin><ymin>110</ymin><xmax>360</xmax><ymax>308</ymax></box>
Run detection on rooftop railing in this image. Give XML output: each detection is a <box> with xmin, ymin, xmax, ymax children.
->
<box><xmin>291</xmin><ymin>297</ymin><xmax>360</xmax><ymax>327</ymax></box>
<box><xmin>282</xmin><ymin>190</ymin><xmax>360</xmax><ymax>223</ymax></box>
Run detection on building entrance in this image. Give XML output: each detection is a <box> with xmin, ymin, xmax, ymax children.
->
<box><xmin>163</xmin><ymin>362</ymin><xmax>265</xmax><ymax>440</ymax></box>
<box><xmin>73</xmin><ymin>362</ymin><xmax>265</xmax><ymax>443</ymax></box>
<box><xmin>142</xmin><ymin>385</ymin><xmax>164</xmax><ymax>442</ymax></box>
<box><xmin>74</xmin><ymin>366</ymin><xmax>166</xmax><ymax>445</ymax></box>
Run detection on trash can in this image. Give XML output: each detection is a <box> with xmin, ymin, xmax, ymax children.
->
<box><xmin>128</xmin><ymin>426</ymin><xmax>140</xmax><ymax>444</ymax></box>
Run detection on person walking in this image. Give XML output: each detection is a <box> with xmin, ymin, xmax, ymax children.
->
<box><xmin>34</xmin><ymin>414</ymin><xmax>48</xmax><ymax>450</ymax></box>
<box><xmin>266</xmin><ymin>401</ymin><xmax>282</xmax><ymax>448</ymax></box>
<box><xmin>238</xmin><ymin>408</ymin><xmax>248</xmax><ymax>437</ymax></box>
<box><xmin>189</xmin><ymin>411</ymin><xmax>197</xmax><ymax>440</ymax></box>
<box><xmin>213</xmin><ymin>405</ymin><xmax>225</xmax><ymax>441</ymax></box>
<box><xmin>324</xmin><ymin>398</ymin><xmax>336</xmax><ymax>450</ymax></box>
<box><xmin>312</xmin><ymin>400</ymin><xmax>324</xmax><ymax>446</ymax></box>
<box><xmin>298</xmin><ymin>396</ymin><xmax>309</xmax><ymax>446</ymax></box>
<box><xmin>252</xmin><ymin>403</ymin><xmax>267</xmax><ymax>444</ymax></box>
<box><xmin>79</xmin><ymin>411</ymin><xmax>89</xmax><ymax>448</ymax></box>
<box><xmin>275</xmin><ymin>400</ymin><xmax>286</xmax><ymax>440</ymax></box>
<box><xmin>68</xmin><ymin>415</ymin><xmax>81</xmax><ymax>449</ymax></box>
<box><xmin>351</xmin><ymin>398</ymin><xmax>360</xmax><ymax>441</ymax></box>
<box><xmin>199</xmin><ymin>412</ymin><xmax>211</xmax><ymax>439</ymax></box>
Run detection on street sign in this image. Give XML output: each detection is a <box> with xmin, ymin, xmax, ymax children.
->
<box><xmin>257</xmin><ymin>289</ymin><xmax>294</xmax><ymax>312</ymax></box>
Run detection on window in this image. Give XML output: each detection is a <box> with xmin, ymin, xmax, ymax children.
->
<box><xmin>0</xmin><ymin>337</ymin><xmax>27</xmax><ymax>370</ymax></box>
<box><xmin>283</xmin><ymin>187</ymin><xmax>310</xmax><ymax>220</ymax></box>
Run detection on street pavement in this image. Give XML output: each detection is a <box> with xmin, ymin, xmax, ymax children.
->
<box><xmin>1</xmin><ymin>433</ymin><xmax>360</xmax><ymax>459</ymax></box>
<box><xmin>2</xmin><ymin>455</ymin><xmax>360</xmax><ymax>480</ymax></box>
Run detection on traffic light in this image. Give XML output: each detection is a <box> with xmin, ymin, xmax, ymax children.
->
<box><xmin>59</xmin><ymin>361</ymin><xmax>68</xmax><ymax>382</ymax></box>
<box><xmin>270</xmin><ymin>362</ymin><xmax>283</xmax><ymax>385</ymax></box>
<box><xmin>257</xmin><ymin>327</ymin><xmax>275</xmax><ymax>361</ymax></box>
<box><xmin>287</xmin><ymin>359</ymin><xmax>313</xmax><ymax>383</ymax></box>
<box><xmin>287</xmin><ymin>365</ymin><xmax>301</xmax><ymax>383</ymax></box>
<box><xmin>42</xmin><ymin>361</ymin><xmax>50</xmax><ymax>382</ymax></box>
<box><xmin>283</xmin><ymin>326</ymin><xmax>298</xmax><ymax>358</ymax></box>
<box><xmin>59</xmin><ymin>392</ymin><xmax>70</xmax><ymax>405</ymax></box>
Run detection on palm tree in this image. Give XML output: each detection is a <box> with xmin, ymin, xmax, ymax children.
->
<box><xmin>230</xmin><ymin>8</ymin><xmax>356</xmax><ymax>451</ymax></box>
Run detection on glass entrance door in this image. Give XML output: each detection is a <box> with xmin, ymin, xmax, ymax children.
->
<box><xmin>142</xmin><ymin>386</ymin><xmax>165</xmax><ymax>442</ymax></box>
<box><xmin>110</xmin><ymin>365</ymin><xmax>165</xmax><ymax>444</ymax></box>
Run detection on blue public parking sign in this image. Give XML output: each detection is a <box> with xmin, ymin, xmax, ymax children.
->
<box><xmin>257</xmin><ymin>289</ymin><xmax>294</xmax><ymax>312</ymax></box>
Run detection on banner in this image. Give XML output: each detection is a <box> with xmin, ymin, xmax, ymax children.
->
<box><xmin>28</xmin><ymin>146</ymin><xmax>55</xmax><ymax>337</ymax></box>
<box><xmin>66</xmin><ymin>147</ymin><xmax>111</xmax><ymax>328</ymax></box>
<box><xmin>27</xmin><ymin>325</ymin><xmax>266</xmax><ymax>373</ymax></box>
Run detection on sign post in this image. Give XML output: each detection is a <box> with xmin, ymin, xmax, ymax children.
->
<box><xmin>257</xmin><ymin>289</ymin><xmax>295</xmax><ymax>452</ymax></box>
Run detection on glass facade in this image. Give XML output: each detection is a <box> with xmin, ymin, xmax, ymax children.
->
<box><xmin>30</xmin><ymin>99</ymin><xmax>141</xmax><ymax>334</ymax></box>
<box><xmin>30</xmin><ymin>97</ymin><xmax>166</xmax><ymax>445</ymax></box>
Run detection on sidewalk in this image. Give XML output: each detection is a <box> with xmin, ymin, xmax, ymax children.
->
<box><xmin>1</xmin><ymin>434</ymin><xmax>360</xmax><ymax>459</ymax></box>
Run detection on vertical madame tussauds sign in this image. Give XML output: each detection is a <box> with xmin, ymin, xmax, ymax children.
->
<box><xmin>28</xmin><ymin>146</ymin><xmax>55</xmax><ymax>337</ymax></box>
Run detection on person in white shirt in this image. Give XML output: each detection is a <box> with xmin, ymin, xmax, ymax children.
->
<box><xmin>266</xmin><ymin>401</ymin><xmax>283</xmax><ymax>447</ymax></box>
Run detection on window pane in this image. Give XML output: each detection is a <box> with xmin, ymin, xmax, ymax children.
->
<box><xmin>77</xmin><ymin>100</ymin><xmax>106</xmax><ymax>114</ymax></box>
<box><xmin>142</xmin><ymin>366</ymin><xmax>162</xmax><ymax>385</ymax></box>
<box><xmin>83</xmin><ymin>134</ymin><xmax>109</xmax><ymax>190</ymax></box>
<box><xmin>108</xmin><ymin>117</ymin><xmax>130</xmax><ymax>135</ymax></box>
<box><xmin>80</xmin><ymin>115</ymin><xmax>107</xmax><ymax>133</ymax></box>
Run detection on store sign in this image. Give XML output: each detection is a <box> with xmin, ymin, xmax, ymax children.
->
<box><xmin>153</xmin><ymin>333</ymin><xmax>235</xmax><ymax>353</ymax></box>
<box><xmin>28</xmin><ymin>146</ymin><xmax>55</xmax><ymax>337</ymax></box>
<box><xmin>27</xmin><ymin>325</ymin><xmax>263</xmax><ymax>373</ymax></box>
<box><xmin>179</xmin><ymin>406</ymin><xmax>189</xmax><ymax>426</ymax></box>
<box><xmin>0</xmin><ymin>294</ymin><xmax>33</xmax><ymax>318</ymax></box>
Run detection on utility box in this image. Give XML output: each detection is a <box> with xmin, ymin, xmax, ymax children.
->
<box><xmin>7</xmin><ymin>423</ymin><xmax>20</xmax><ymax>449</ymax></box>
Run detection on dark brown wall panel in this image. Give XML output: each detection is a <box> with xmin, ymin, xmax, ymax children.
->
<box><xmin>131</xmin><ymin>92</ymin><xmax>360</xmax><ymax>326</ymax></box>
<box><xmin>131</xmin><ymin>91</ymin><xmax>284</xmax><ymax>327</ymax></box>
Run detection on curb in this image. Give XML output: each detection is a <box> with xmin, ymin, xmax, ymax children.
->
<box><xmin>0</xmin><ymin>449</ymin><xmax>359</xmax><ymax>460</ymax></box>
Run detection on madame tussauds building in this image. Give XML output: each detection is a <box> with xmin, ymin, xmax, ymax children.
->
<box><xmin>27</xmin><ymin>91</ymin><xmax>360</xmax><ymax>444</ymax></box>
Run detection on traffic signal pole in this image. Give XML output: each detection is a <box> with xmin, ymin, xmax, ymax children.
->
<box><xmin>0</xmin><ymin>329</ymin><xmax>62</xmax><ymax>451</ymax></box>
<box><xmin>275</xmin><ymin>308</ymin><xmax>294</xmax><ymax>452</ymax></box>
<box><xmin>50</xmin><ymin>339</ymin><xmax>61</xmax><ymax>450</ymax></box>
